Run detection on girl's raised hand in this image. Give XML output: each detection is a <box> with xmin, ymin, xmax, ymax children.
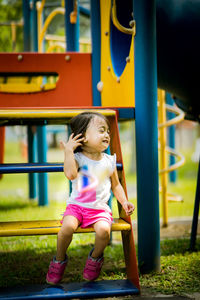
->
<box><xmin>60</xmin><ymin>133</ymin><xmax>84</xmax><ymax>152</ymax></box>
<box><xmin>122</xmin><ymin>201</ymin><xmax>135</xmax><ymax>216</ymax></box>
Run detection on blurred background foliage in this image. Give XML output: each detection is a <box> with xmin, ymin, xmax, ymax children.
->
<box><xmin>0</xmin><ymin>0</ymin><xmax>90</xmax><ymax>52</ymax></box>
<box><xmin>0</xmin><ymin>0</ymin><xmax>23</xmax><ymax>52</ymax></box>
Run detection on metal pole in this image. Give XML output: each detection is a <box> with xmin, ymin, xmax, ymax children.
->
<box><xmin>90</xmin><ymin>0</ymin><xmax>101</xmax><ymax>106</ymax></box>
<box><xmin>64</xmin><ymin>0</ymin><xmax>80</xmax><ymax>202</ymax></box>
<box><xmin>190</xmin><ymin>158</ymin><xmax>200</xmax><ymax>251</ymax></box>
<box><xmin>22</xmin><ymin>0</ymin><xmax>31</xmax><ymax>51</ymax></box>
<box><xmin>32</xmin><ymin>0</ymin><xmax>38</xmax><ymax>52</ymax></box>
<box><xmin>133</xmin><ymin>0</ymin><xmax>160</xmax><ymax>273</ymax></box>
<box><xmin>27</xmin><ymin>127</ymin><xmax>37</xmax><ymax>199</ymax></box>
<box><xmin>32</xmin><ymin>0</ymin><xmax>48</xmax><ymax>205</ymax></box>
<box><xmin>23</xmin><ymin>0</ymin><xmax>37</xmax><ymax>199</ymax></box>
<box><xmin>158</xmin><ymin>89</ymin><xmax>168</xmax><ymax>227</ymax></box>
<box><xmin>64</xmin><ymin>0</ymin><xmax>80</xmax><ymax>51</ymax></box>
<box><xmin>166</xmin><ymin>92</ymin><xmax>177</xmax><ymax>183</ymax></box>
<box><xmin>37</xmin><ymin>125</ymin><xmax>48</xmax><ymax>206</ymax></box>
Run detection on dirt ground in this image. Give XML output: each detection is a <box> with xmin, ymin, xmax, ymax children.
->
<box><xmin>131</xmin><ymin>218</ymin><xmax>200</xmax><ymax>241</ymax></box>
<box><xmin>160</xmin><ymin>218</ymin><xmax>200</xmax><ymax>239</ymax></box>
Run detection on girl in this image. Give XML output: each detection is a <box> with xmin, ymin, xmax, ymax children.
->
<box><xmin>46</xmin><ymin>112</ymin><xmax>135</xmax><ymax>284</ymax></box>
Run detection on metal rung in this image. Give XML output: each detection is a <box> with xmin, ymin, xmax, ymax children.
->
<box><xmin>0</xmin><ymin>218</ymin><xmax>131</xmax><ymax>237</ymax></box>
<box><xmin>0</xmin><ymin>162</ymin><xmax>123</xmax><ymax>174</ymax></box>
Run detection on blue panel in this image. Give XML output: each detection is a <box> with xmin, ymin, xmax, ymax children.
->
<box><xmin>0</xmin><ymin>280</ymin><xmax>139</xmax><ymax>300</ymax></box>
<box><xmin>110</xmin><ymin>0</ymin><xmax>132</xmax><ymax>77</ymax></box>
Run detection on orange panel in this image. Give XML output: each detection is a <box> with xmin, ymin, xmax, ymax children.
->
<box><xmin>0</xmin><ymin>53</ymin><xmax>92</xmax><ymax>109</ymax></box>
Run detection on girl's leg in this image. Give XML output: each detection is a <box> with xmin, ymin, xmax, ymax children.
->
<box><xmin>92</xmin><ymin>220</ymin><xmax>111</xmax><ymax>259</ymax></box>
<box><xmin>56</xmin><ymin>215</ymin><xmax>80</xmax><ymax>261</ymax></box>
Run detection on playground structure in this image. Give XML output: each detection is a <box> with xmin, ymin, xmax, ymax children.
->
<box><xmin>0</xmin><ymin>0</ymin><xmax>200</xmax><ymax>298</ymax></box>
<box><xmin>158</xmin><ymin>89</ymin><xmax>185</xmax><ymax>227</ymax></box>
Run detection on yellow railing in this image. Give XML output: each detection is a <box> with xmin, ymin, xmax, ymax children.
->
<box><xmin>111</xmin><ymin>0</ymin><xmax>136</xmax><ymax>36</ymax></box>
<box><xmin>45</xmin><ymin>34</ymin><xmax>91</xmax><ymax>53</ymax></box>
<box><xmin>158</xmin><ymin>89</ymin><xmax>185</xmax><ymax>227</ymax></box>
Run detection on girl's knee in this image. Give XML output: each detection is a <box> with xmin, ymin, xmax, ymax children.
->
<box><xmin>59</xmin><ymin>223</ymin><xmax>75</xmax><ymax>237</ymax></box>
<box><xmin>59</xmin><ymin>216</ymin><xmax>79</xmax><ymax>237</ymax></box>
<box><xmin>95</xmin><ymin>222</ymin><xmax>111</xmax><ymax>239</ymax></box>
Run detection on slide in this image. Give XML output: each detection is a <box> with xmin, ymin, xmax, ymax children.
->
<box><xmin>156</xmin><ymin>0</ymin><xmax>200</xmax><ymax>121</ymax></box>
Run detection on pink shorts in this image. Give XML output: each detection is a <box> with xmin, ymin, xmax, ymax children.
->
<box><xmin>62</xmin><ymin>204</ymin><xmax>113</xmax><ymax>228</ymax></box>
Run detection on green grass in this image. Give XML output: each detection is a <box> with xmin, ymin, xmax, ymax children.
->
<box><xmin>0</xmin><ymin>234</ymin><xmax>199</xmax><ymax>295</ymax></box>
<box><xmin>140</xmin><ymin>238</ymin><xmax>200</xmax><ymax>295</ymax></box>
<box><xmin>0</xmin><ymin>140</ymin><xmax>200</xmax><ymax>295</ymax></box>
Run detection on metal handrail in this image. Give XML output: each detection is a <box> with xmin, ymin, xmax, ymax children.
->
<box><xmin>111</xmin><ymin>0</ymin><xmax>136</xmax><ymax>35</ymax></box>
<box><xmin>158</xmin><ymin>104</ymin><xmax>185</xmax><ymax>129</ymax></box>
<box><xmin>159</xmin><ymin>145</ymin><xmax>185</xmax><ymax>174</ymax></box>
<box><xmin>38</xmin><ymin>7</ymin><xmax>65</xmax><ymax>52</ymax></box>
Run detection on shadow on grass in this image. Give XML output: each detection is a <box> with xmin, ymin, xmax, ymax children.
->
<box><xmin>0</xmin><ymin>243</ymin><xmax>126</xmax><ymax>288</ymax></box>
<box><xmin>161</xmin><ymin>238</ymin><xmax>200</xmax><ymax>256</ymax></box>
<box><xmin>0</xmin><ymin>201</ymin><xmax>35</xmax><ymax>211</ymax></box>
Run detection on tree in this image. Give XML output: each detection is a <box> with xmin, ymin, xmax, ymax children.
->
<box><xmin>0</xmin><ymin>0</ymin><xmax>23</xmax><ymax>52</ymax></box>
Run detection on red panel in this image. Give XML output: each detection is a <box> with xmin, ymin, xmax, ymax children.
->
<box><xmin>0</xmin><ymin>53</ymin><xmax>92</xmax><ymax>109</ymax></box>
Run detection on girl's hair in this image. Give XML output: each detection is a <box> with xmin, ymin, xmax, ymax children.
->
<box><xmin>70</xmin><ymin>111</ymin><xmax>109</xmax><ymax>153</ymax></box>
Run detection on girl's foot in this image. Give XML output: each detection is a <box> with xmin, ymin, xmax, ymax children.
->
<box><xmin>83</xmin><ymin>249</ymin><xmax>104</xmax><ymax>281</ymax></box>
<box><xmin>46</xmin><ymin>255</ymin><xmax>68</xmax><ymax>285</ymax></box>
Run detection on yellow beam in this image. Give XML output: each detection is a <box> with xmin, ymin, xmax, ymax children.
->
<box><xmin>0</xmin><ymin>109</ymin><xmax>116</xmax><ymax>120</ymax></box>
<box><xmin>0</xmin><ymin>218</ymin><xmax>131</xmax><ymax>237</ymax></box>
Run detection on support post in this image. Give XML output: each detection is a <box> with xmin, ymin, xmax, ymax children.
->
<box><xmin>37</xmin><ymin>126</ymin><xmax>48</xmax><ymax>206</ymax></box>
<box><xmin>133</xmin><ymin>0</ymin><xmax>160</xmax><ymax>273</ymax></box>
<box><xmin>31</xmin><ymin>0</ymin><xmax>38</xmax><ymax>52</ymax></box>
<box><xmin>90</xmin><ymin>0</ymin><xmax>101</xmax><ymax>106</ymax></box>
<box><xmin>190</xmin><ymin>158</ymin><xmax>200</xmax><ymax>251</ymax></box>
<box><xmin>22</xmin><ymin>0</ymin><xmax>31</xmax><ymax>51</ymax></box>
<box><xmin>23</xmin><ymin>0</ymin><xmax>37</xmax><ymax>199</ymax></box>
<box><xmin>32</xmin><ymin>0</ymin><xmax>48</xmax><ymax>205</ymax></box>
<box><xmin>166</xmin><ymin>93</ymin><xmax>177</xmax><ymax>183</ymax></box>
<box><xmin>27</xmin><ymin>127</ymin><xmax>37</xmax><ymax>199</ymax></box>
<box><xmin>158</xmin><ymin>89</ymin><xmax>168</xmax><ymax>227</ymax></box>
<box><xmin>0</xmin><ymin>127</ymin><xmax>5</xmax><ymax>180</ymax></box>
<box><xmin>64</xmin><ymin>0</ymin><xmax>80</xmax><ymax>51</ymax></box>
<box><xmin>64</xmin><ymin>4</ymin><xmax>80</xmax><ymax>200</ymax></box>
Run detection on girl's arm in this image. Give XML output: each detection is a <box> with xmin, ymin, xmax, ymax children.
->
<box><xmin>111</xmin><ymin>168</ymin><xmax>135</xmax><ymax>216</ymax></box>
<box><xmin>60</xmin><ymin>133</ymin><xmax>84</xmax><ymax>180</ymax></box>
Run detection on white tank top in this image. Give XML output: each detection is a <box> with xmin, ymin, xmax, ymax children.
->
<box><xmin>67</xmin><ymin>152</ymin><xmax>116</xmax><ymax>212</ymax></box>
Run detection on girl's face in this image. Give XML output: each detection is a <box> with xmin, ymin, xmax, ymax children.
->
<box><xmin>83</xmin><ymin>116</ymin><xmax>110</xmax><ymax>153</ymax></box>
